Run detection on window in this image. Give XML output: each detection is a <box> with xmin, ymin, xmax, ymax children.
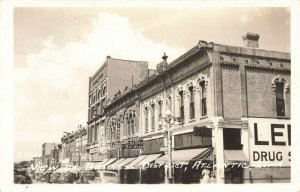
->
<box><xmin>223</xmin><ymin>129</ymin><xmax>242</xmax><ymax>150</ymax></box>
<box><xmin>132</xmin><ymin>110</ymin><xmax>136</xmax><ymax>134</ymax></box>
<box><xmin>189</xmin><ymin>87</ymin><xmax>195</xmax><ymax>119</ymax></box>
<box><xmin>200</xmin><ymin>82</ymin><xmax>207</xmax><ymax>116</ymax></box>
<box><xmin>94</xmin><ymin>124</ymin><xmax>98</xmax><ymax>143</ymax></box>
<box><xmin>275</xmin><ymin>82</ymin><xmax>285</xmax><ymax>116</ymax></box>
<box><xmin>151</xmin><ymin>105</ymin><xmax>155</xmax><ymax>131</ymax></box>
<box><xmin>158</xmin><ymin>101</ymin><xmax>162</xmax><ymax>122</ymax></box>
<box><xmin>124</xmin><ymin>115</ymin><xmax>128</xmax><ymax>136</ymax></box>
<box><xmin>179</xmin><ymin>91</ymin><xmax>184</xmax><ymax>121</ymax></box>
<box><xmin>145</xmin><ymin>108</ymin><xmax>148</xmax><ymax>132</ymax></box>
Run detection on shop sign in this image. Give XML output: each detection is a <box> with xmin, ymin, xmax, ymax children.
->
<box><xmin>248</xmin><ymin>118</ymin><xmax>291</xmax><ymax>167</ymax></box>
<box><xmin>128</xmin><ymin>139</ymin><xmax>143</xmax><ymax>149</ymax></box>
<box><xmin>193</xmin><ymin>126</ymin><xmax>212</xmax><ymax>137</ymax></box>
<box><xmin>99</xmin><ymin>126</ymin><xmax>107</xmax><ymax>153</ymax></box>
<box><xmin>90</xmin><ymin>148</ymin><xmax>99</xmax><ymax>153</ymax></box>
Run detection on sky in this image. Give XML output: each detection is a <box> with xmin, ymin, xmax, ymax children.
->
<box><xmin>13</xmin><ymin>7</ymin><xmax>290</xmax><ymax>161</ymax></box>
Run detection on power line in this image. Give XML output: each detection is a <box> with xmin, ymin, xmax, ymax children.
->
<box><xmin>14</xmin><ymin>49</ymin><xmax>94</xmax><ymax>73</ymax></box>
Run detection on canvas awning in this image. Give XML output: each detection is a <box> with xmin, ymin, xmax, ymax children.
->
<box><xmin>156</xmin><ymin>147</ymin><xmax>212</xmax><ymax>164</ymax></box>
<box><xmin>106</xmin><ymin>158</ymin><xmax>126</xmax><ymax>170</ymax></box>
<box><xmin>100</xmin><ymin>158</ymin><xmax>117</xmax><ymax>169</ymax></box>
<box><xmin>124</xmin><ymin>155</ymin><xmax>148</xmax><ymax>169</ymax></box>
<box><xmin>93</xmin><ymin>159</ymin><xmax>109</xmax><ymax>170</ymax></box>
<box><xmin>115</xmin><ymin>157</ymin><xmax>136</xmax><ymax>169</ymax></box>
<box><xmin>135</xmin><ymin>154</ymin><xmax>162</xmax><ymax>168</ymax></box>
<box><xmin>224</xmin><ymin>150</ymin><xmax>248</xmax><ymax>162</ymax></box>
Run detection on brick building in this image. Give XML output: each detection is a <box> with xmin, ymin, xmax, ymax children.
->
<box><xmin>87</xmin><ymin>56</ymin><xmax>149</xmax><ymax>162</ymax></box>
<box><xmin>90</xmin><ymin>33</ymin><xmax>290</xmax><ymax>184</ymax></box>
<box><xmin>61</xmin><ymin>126</ymin><xmax>88</xmax><ymax>166</ymax></box>
<box><xmin>41</xmin><ymin>143</ymin><xmax>56</xmax><ymax>166</ymax></box>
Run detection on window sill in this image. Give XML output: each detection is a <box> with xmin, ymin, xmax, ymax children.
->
<box><xmin>200</xmin><ymin>116</ymin><xmax>208</xmax><ymax>120</ymax></box>
<box><xmin>276</xmin><ymin>116</ymin><xmax>290</xmax><ymax>119</ymax></box>
<box><xmin>189</xmin><ymin>119</ymin><xmax>195</xmax><ymax>123</ymax></box>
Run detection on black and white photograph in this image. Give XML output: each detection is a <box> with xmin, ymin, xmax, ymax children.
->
<box><xmin>0</xmin><ymin>0</ymin><xmax>300</xmax><ymax>191</ymax></box>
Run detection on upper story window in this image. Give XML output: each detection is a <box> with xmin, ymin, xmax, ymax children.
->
<box><xmin>102</xmin><ymin>86</ymin><xmax>106</xmax><ymax>96</ymax></box>
<box><xmin>275</xmin><ymin>82</ymin><xmax>285</xmax><ymax>116</ymax></box>
<box><xmin>179</xmin><ymin>90</ymin><xmax>184</xmax><ymax>121</ymax></box>
<box><xmin>124</xmin><ymin>114</ymin><xmax>128</xmax><ymax>136</ymax></box>
<box><xmin>158</xmin><ymin>101</ymin><xmax>162</xmax><ymax>120</ymax></box>
<box><xmin>151</xmin><ymin>104</ymin><xmax>155</xmax><ymax>131</ymax></box>
<box><xmin>145</xmin><ymin>107</ymin><xmax>148</xmax><ymax>133</ymax></box>
<box><xmin>272</xmin><ymin>75</ymin><xmax>290</xmax><ymax>117</ymax></box>
<box><xmin>200</xmin><ymin>81</ymin><xmax>207</xmax><ymax>116</ymax></box>
<box><xmin>189</xmin><ymin>86</ymin><xmax>195</xmax><ymax>119</ymax></box>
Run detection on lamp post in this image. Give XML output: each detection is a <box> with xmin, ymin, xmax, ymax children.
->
<box><xmin>159</xmin><ymin>109</ymin><xmax>178</xmax><ymax>184</ymax></box>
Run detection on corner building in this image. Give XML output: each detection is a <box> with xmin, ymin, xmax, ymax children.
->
<box><xmin>97</xmin><ymin>33</ymin><xmax>291</xmax><ymax>184</ymax></box>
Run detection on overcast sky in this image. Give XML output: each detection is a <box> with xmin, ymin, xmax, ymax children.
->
<box><xmin>14</xmin><ymin>7</ymin><xmax>290</xmax><ymax>161</ymax></box>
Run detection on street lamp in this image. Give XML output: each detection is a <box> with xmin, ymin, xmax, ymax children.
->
<box><xmin>159</xmin><ymin>109</ymin><xmax>178</xmax><ymax>184</ymax></box>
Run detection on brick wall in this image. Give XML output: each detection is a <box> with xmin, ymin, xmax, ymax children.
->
<box><xmin>221</xmin><ymin>65</ymin><xmax>242</xmax><ymax>120</ymax></box>
<box><xmin>246</xmin><ymin>68</ymin><xmax>290</xmax><ymax>117</ymax></box>
<box><xmin>107</xmin><ymin>59</ymin><xmax>148</xmax><ymax>99</ymax></box>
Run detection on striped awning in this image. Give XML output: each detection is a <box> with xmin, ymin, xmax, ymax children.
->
<box><xmin>135</xmin><ymin>154</ymin><xmax>162</xmax><ymax>168</ymax></box>
<box><xmin>100</xmin><ymin>158</ymin><xmax>117</xmax><ymax>169</ymax></box>
<box><xmin>124</xmin><ymin>155</ymin><xmax>148</xmax><ymax>169</ymax></box>
<box><xmin>156</xmin><ymin>147</ymin><xmax>213</xmax><ymax>164</ymax></box>
<box><xmin>106</xmin><ymin>158</ymin><xmax>126</xmax><ymax>170</ymax></box>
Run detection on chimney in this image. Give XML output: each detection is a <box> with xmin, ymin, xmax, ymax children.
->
<box><xmin>106</xmin><ymin>55</ymin><xmax>111</xmax><ymax>59</ymax></box>
<box><xmin>242</xmin><ymin>32</ymin><xmax>260</xmax><ymax>48</ymax></box>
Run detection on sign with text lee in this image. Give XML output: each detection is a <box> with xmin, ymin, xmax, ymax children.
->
<box><xmin>248</xmin><ymin>118</ymin><xmax>291</xmax><ymax>167</ymax></box>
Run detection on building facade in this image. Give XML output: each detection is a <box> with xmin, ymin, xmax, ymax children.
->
<box><xmin>90</xmin><ymin>33</ymin><xmax>291</xmax><ymax>184</ymax></box>
<box><xmin>61</xmin><ymin>126</ymin><xmax>88</xmax><ymax>166</ymax></box>
<box><xmin>41</xmin><ymin>143</ymin><xmax>56</xmax><ymax>166</ymax></box>
<box><xmin>87</xmin><ymin>56</ymin><xmax>149</xmax><ymax>162</ymax></box>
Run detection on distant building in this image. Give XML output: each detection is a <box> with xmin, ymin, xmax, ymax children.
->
<box><xmin>61</xmin><ymin>125</ymin><xmax>88</xmax><ymax>166</ymax></box>
<box><xmin>42</xmin><ymin>143</ymin><xmax>56</xmax><ymax>166</ymax></box>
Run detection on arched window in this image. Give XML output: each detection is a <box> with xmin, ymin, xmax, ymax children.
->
<box><xmin>132</xmin><ymin>110</ymin><xmax>136</xmax><ymax>134</ymax></box>
<box><xmin>179</xmin><ymin>90</ymin><xmax>184</xmax><ymax>121</ymax></box>
<box><xmin>275</xmin><ymin>82</ymin><xmax>285</xmax><ymax>116</ymax></box>
<box><xmin>189</xmin><ymin>86</ymin><xmax>195</xmax><ymax>119</ymax></box>
<box><xmin>151</xmin><ymin>104</ymin><xmax>155</xmax><ymax>131</ymax></box>
<box><xmin>145</xmin><ymin>107</ymin><xmax>148</xmax><ymax>133</ymax></box>
<box><xmin>102</xmin><ymin>86</ymin><xmax>106</xmax><ymax>96</ymax></box>
<box><xmin>200</xmin><ymin>81</ymin><xmax>207</xmax><ymax>116</ymax></box>
<box><xmin>272</xmin><ymin>75</ymin><xmax>289</xmax><ymax>117</ymax></box>
<box><xmin>158</xmin><ymin>101</ymin><xmax>162</xmax><ymax>121</ymax></box>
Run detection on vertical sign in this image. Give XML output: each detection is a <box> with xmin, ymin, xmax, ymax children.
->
<box><xmin>99</xmin><ymin>126</ymin><xmax>107</xmax><ymax>153</ymax></box>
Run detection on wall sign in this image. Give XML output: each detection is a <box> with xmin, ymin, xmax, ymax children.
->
<box><xmin>248</xmin><ymin>118</ymin><xmax>291</xmax><ymax>167</ymax></box>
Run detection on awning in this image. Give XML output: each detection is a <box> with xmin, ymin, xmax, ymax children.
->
<box><xmin>135</xmin><ymin>154</ymin><xmax>162</xmax><ymax>168</ymax></box>
<box><xmin>93</xmin><ymin>159</ymin><xmax>109</xmax><ymax>170</ymax></box>
<box><xmin>124</xmin><ymin>155</ymin><xmax>148</xmax><ymax>169</ymax></box>
<box><xmin>224</xmin><ymin>150</ymin><xmax>248</xmax><ymax>162</ymax></box>
<box><xmin>100</xmin><ymin>158</ymin><xmax>117</xmax><ymax>169</ymax></box>
<box><xmin>156</xmin><ymin>148</ymin><xmax>212</xmax><ymax>164</ymax></box>
<box><xmin>191</xmin><ymin>147</ymin><xmax>214</xmax><ymax>161</ymax></box>
<box><xmin>107</xmin><ymin>158</ymin><xmax>126</xmax><ymax>170</ymax></box>
<box><xmin>115</xmin><ymin>157</ymin><xmax>136</xmax><ymax>169</ymax></box>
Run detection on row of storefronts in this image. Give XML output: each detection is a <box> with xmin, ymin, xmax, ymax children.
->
<box><xmin>54</xmin><ymin>33</ymin><xmax>291</xmax><ymax>184</ymax></box>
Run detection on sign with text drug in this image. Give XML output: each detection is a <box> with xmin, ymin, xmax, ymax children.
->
<box><xmin>248</xmin><ymin>118</ymin><xmax>291</xmax><ymax>167</ymax></box>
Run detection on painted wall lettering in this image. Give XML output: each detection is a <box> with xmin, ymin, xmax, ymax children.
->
<box><xmin>249</xmin><ymin>118</ymin><xmax>291</xmax><ymax>167</ymax></box>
